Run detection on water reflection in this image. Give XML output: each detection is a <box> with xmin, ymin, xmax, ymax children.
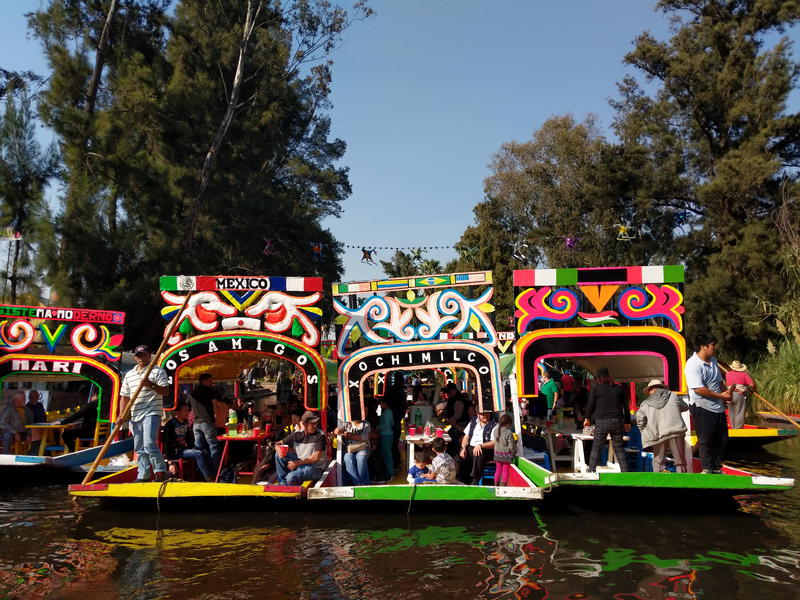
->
<box><xmin>0</xmin><ymin>435</ymin><xmax>799</xmax><ymax>600</ymax></box>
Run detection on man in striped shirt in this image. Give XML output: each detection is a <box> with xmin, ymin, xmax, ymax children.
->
<box><xmin>121</xmin><ymin>345</ymin><xmax>170</xmax><ymax>483</ymax></box>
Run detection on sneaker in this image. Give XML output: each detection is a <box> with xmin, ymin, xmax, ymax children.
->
<box><xmin>712</xmin><ymin>469</ymin><xmax>723</xmax><ymax>474</ymax></box>
<box><xmin>153</xmin><ymin>472</ymin><xmax>167</xmax><ymax>482</ymax></box>
<box><xmin>701</xmin><ymin>469</ymin><xmax>713</xmax><ymax>474</ymax></box>
<box><xmin>132</xmin><ymin>478</ymin><xmax>150</xmax><ymax>483</ymax></box>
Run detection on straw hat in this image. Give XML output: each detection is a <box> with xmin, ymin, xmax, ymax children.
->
<box><xmin>730</xmin><ymin>360</ymin><xmax>747</xmax><ymax>372</ymax></box>
<box><xmin>645</xmin><ymin>379</ymin><xmax>666</xmax><ymax>390</ymax></box>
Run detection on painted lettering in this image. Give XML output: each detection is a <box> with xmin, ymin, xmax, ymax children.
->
<box><xmin>479</xmin><ymin>365</ymin><xmax>490</xmax><ymax>375</ymax></box>
<box><xmin>349</xmin><ymin>379</ymin><xmax>359</xmax><ymax>388</ymax></box>
<box><xmin>358</xmin><ymin>361</ymin><xmax>368</xmax><ymax>372</ymax></box>
<box><xmin>165</xmin><ymin>359</ymin><xmax>177</xmax><ymax>371</ymax></box>
<box><xmin>231</xmin><ymin>338</ymin><xmax>242</xmax><ymax>350</ymax></box>
<box><xmin>179</xmin><ymin>349</ymin><xmax>190</xmax><ymax>362</ymax></box>
<box><xmin>256</xmin><ymin>339</ymin><xmax>262</xmax><ymax>351</ymax></box>
<box><xmin>421</xmin><ymin>352</ymin><xmax>431</xmax><ymax>363</ymax></box>
<box><xmin>208</xmin><ymin>341</ymin><xmax>219</xmax><ymax>353</ymax></box>
<box><xmin>11</xmin><ymin>359</ymin><xmax>29</xmax><ymax>370</ymax></box>
<box><xmin>32</xmin><ymin>360</ymin><xmax>47</xmax><ymax>371</ymax></box>
<box><xmin>274</xmin><ymin>343</ymin><xmax>285</xmax><ymax>355</ymax></box>
<box><xmin>52</xmin><ymin>361</ymin><xmax>70</xmax><ymax>373</ymax></box>
<box><xmin>375</xmin><ymin>356</ymin><xmax>384</xmax><ymax>367</ymax></box>
<box><xmin>390</xmin><ymin>354</ymin><xmax>400</xmax><ymax>366</ymax></box>
<box><xmin>452</xmin><ymin>351</ymin><xmax>461</xmax><ymax>362</ymax></box>
<box><xmin>306</xmin><ymin>375</ymin><xmax>318</xmax><ymax>385</ymax></box>
<box><xmin>72</xmin><ymin>362</ymin><xmax>83</xmax><ymax>374</ymax></box>
<box><xmin>467</xmin><ymin>352</ymin><xmax>476</xmax><ymax>363</ymax></box>
<box><xmin>297</xmin><ymin>354</ymin><xmax>308</xmax><ymax>365</ymax></box>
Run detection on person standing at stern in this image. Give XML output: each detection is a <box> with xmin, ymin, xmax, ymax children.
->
<box><xmin>684</xmin><ymin>333</ymin><xmax>732</xmax><ymax>474</ymax></box>
<box><xmin>121</xmin><ymin>345</ymin><xmax>170</xmax><ymax>483</ymax></box>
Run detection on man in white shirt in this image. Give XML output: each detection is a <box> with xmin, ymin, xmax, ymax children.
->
<box><xmin>683</xmin><ymin>333</ymin><xmax>732</xmax><ymax>474</ymax></box>
<box><xmin>121</xmin><ymin>345</ymin><xmax>171</xmax><ymax>483</ymax></box>
<box><xmin>458</xmin><ymin>411</ymin><xmax>497</xmax><ymax>484</ymax></box>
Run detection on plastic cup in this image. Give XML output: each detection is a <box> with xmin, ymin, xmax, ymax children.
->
<box><xmin>435</xmin><ymin>427</ymin><xmax>443</xmax><ymax>438</ymax></box>
<box><xmin>252</xmin><ymin>427</ymin><xmax>261</xmax><ymax>437</ymax></box>
<box><xmin>424</xmin><ymin>426</ymin><xmax>431</xmax><ymax>437</ymax></box>
<box><xmin>237</xmin><ymin>423</ymin><xmax>244</xmax><ymax>434</ymax></box>
<box><xmin>277</xmin><ymin>444</ymin><xmax>289</xmax><ymax>457</ymax></box>
<box><xmin>408</xmin><ymin>426</ymin><xmax>416</xmax><ymax>436</ymax></box>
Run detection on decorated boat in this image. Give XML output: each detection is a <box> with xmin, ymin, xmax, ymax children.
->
<box><xmin>307</xmin><ymin>271</ymin><xmax>543</xmax><ymax>508</ymax></box>
<box><xmin>69</xmin><ymin>274</ymin><xmax>329</xmax><ymax>507</ymax></box>
<box><xmin>510</xmin><ymin>265</ymin><xmax>794</xmax><ymax>502</ymax></box>
<box><xmin>0</xmin><ymin>303</ymin><xmax>133</xmax><ymax>484</ymax></box>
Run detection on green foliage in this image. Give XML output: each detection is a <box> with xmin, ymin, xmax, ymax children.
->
<box><xmin>379</xmin><ymin>251</ymin><xmax>441</xmax><ymax>278</ymax></box>
<box><xmin>27</xmin><ymin>0</ymin><xmax>370</xmax><ymax>343</ymax></box>
<box><xmin>751</xmin><ymin>339</ymin><xmax>800</xmax><ymax>413</ymax></box>
<box><xmin>0</xmin><ymin>90</ymin><xmax>59</xmax><ymax>303</ymax></box>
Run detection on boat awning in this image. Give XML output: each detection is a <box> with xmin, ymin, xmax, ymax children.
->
<box><xmin>173</xmin><ymin>350</ymin><xmax>267</xmax><ymax>382</ymax></box>
<box><xmin>565</xmin><ymin>354</ymin><xmax>669</xmax><ymax>383</ymax></box>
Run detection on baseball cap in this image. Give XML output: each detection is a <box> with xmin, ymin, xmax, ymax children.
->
<box><xmin>134</xmin><ymin>345</ymin><xmax>152</xmax><ymax>355</ymax></box>
<box><xmin>300</xmin><ymin>411</ymin><xmax>320</xmax><ymax>423</ymax></box>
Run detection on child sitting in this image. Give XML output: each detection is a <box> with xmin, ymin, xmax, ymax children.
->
<box><xmin>420</xmin><ymin>437</ymin><xmax>457</xmax><ymax>484</ymax></box>
<box><xmin>407</xmin><ymin>451</ymin><xmax>431</xmax><ymax>484</ymax></box>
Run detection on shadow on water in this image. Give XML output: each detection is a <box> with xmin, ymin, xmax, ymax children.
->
<box><xmin>0</xmin><ymin>436</ymin><xmax>798</xmax><ymax>599</ymax></box>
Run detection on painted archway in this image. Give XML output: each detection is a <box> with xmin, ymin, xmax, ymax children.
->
<box><xmin>338</xmin><ymin>340</ymin><xmax>504</xmax><ymax>422</ymax></box>
<box><xmin>0</xmin><ymin>354</ymin><xmax>122</xmax><ymax>421</ymax></box>
<box><xmin>159</xmin><ymin>331</ymin><xmax>327</xmax><ymax>411</ymax></box>
<box><xmin>515</xmin><ymin>327</ymin><xmax>687</xmax><ymax>397</ymax></box>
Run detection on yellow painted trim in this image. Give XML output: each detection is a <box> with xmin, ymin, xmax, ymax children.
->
<box><xmin>70</xmin><ymin>482</ymin><xmax>301</xmax><ymax>498</ymax></box>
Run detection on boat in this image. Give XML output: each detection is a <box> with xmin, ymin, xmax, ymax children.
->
<box><xmin>69</xmin><ymin>274</ymin><xmax>331</xmax><ymax>508</ymax></box>
<box><xmin>0</xmin><ymin>302</ymin><xmax>133</xmax><ymax>484</ymax></box>
<box><xmin>509</xmin><ymin>264</ymin><xmax>795</xmax><ymax>501</ymax></box>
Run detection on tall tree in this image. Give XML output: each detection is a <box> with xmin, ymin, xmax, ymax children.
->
<box><xmin>0</xmin><ymin>90</ymin><xmax>59</xmax><ymax>303</ymax></box>
<box><xmin>29</xmin><ymin>0</ymin><xmax>370</xmax><ymax>342</ymax></box>
<box><xmin>614</xmin><ymin>0</ymin><xmax>800</xmax><ymax>356</ymax></box>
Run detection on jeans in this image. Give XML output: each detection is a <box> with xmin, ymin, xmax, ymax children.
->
<box><xmin>343</xmin><ymin>449</ymin><xmax>370</xmax><ymax>486</ymax></box>
<box><xmin>691</xmin><ymin>405</ymin><xmax>728</xmax><ymax>471</ymax></box>
<box><xmin>177</xmin><ymin>447</ymin><xmax>213</xmax><ymax>481</ymax></box>
<box><xmin>130</xmin><ymin>414</ymin><xmax>167</xmax><ymax>479</ymax></box>
<box><xmin>587</xmin><ymin>418</ymin><xmax>628</xmax><ymax>472</ymax></box>
<box><xmin>193</xmin><ymin>421</ymin><xmax>222</xmax><ymax>474</ymax></box>
<box><xmin>275</xmin><ymin>451</ymin><xmax>322</xmax><ymax>485</ymax></box>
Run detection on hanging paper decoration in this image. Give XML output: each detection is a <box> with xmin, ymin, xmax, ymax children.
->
<box><xmin>360</xmin><ymin>247</ymin><xmax>377</xmax><ymax>265</ymax></box>
<box><xmin>563</xmin><ymin>235</ymin><xmax>579</xmax><ymax>250</ymax></box>
<box><xmin>0</xmin><ymin>228</ymin><xmax>22</xmax><ymax>242</ymax></box>
<box><xmin>310</xmin><ymin>242</ymin><xmax>324</xmax><ymax>261</ymax></box>
<box><xmin>410</xmin><ymin>247</ymin><xmax>424</xmax><ymax>263</ymax></box>
<box><xmin>512</xmin><ymin>241</ymin><xmax>530</xmax><ymax>263</ymax></box>
<box><xmin>262</xmin><ymin>238</ymin><xmax>275</xmax><ymax>256</ymax></box>
<box><xmin>615</xmin><ymin>224</ymin><xmax>637</xmax><ymax>241</ymax></box>
<box><xmin>342</xmin><ymin>244</ymin><xmax>455</xmax><ymax>251</ymax></box>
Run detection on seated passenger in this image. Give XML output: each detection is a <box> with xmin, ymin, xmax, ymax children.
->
<box><xmin>0</xmin><ymin>393</ymin><xmax>27</xmax><ymax>454</ymax></box>
<box><xmin>458</xmin><ymin>410</ymin><xmax>497</xmax><ymax>484</ymax></box>
<box><xmin>56</xmin><ymin>392</ymin><xmax>99</xmax><ymax>452</ymax></box>
<box><xmin>164</xmin><ymin>403</ymin><xmax>213</xmax><ymax>481</ymax></box>
<box><xmin>407</xmin><ymin>451</ymin><xmax>431</xmax><ymax>484</ymax></box>
<box><xmin>25</xmin><ymin>389</ymin><xmax>47</xmax><ymax>453</ymax></box>
<box><xmin>275</xmin><ymin>411</ymin><xmax>327</xmax><ymax>485</ymax></box>
<box><xmin>335</xmin><ymin>419</ymin><xmax>371</xmax><ymax>486</ymax></box>
<box><xmin>420</xmin><ymin>437</ymin><xmax>457</xmax><ymax>484</ymax></box>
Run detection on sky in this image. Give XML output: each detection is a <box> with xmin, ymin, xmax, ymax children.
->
<box><xmin>2</xmin><ymin>1</ymin><xmax>797</xmax><ymax>282</ymax></box>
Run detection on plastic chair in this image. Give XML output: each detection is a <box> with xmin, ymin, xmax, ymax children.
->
<box><xmin>479</xmin><ymin>462</ymin><xmax>496</xmax><ymax>486</ymax></box>
<box><xmin>75</xmin><ymin>422</ymin><xmax>111</xmax><ymax>451</ymax></box>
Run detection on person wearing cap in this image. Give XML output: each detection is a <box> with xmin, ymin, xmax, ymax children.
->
<box><xmin>275</xmin><ymin>410</ymin><xmax>327</xmax><ymax>485</ymax></box>
<box><xmin>458</xmin><ymin>410</ymin><xmax>497</xmax><ymax>484</ymax></box>
<box><xmin>724</xmin><ymin>360</ymin><xmax>756</xmax><ymax>429</ymax></box>
<box><xmin>635</xmin><ymin>380</ymin><xmax>689</xmax><ymax>473</ymax></box>
<box><xmin>121</xmin><ymin>345</ymin><xmax>171</xmax><ymax>483</ymax></box>
<box><xmin>683</xmin><ymin>333</ymin><xmax>732</xmax><ymax>474</ymax></box>
<box><xmin>583</xmin><ymin>367</ymin><xmax>630</xmax><ymax>472</ymax></box>
<box><xmin>188</xmin><ymin>372</ymin><xmax>224</xmax><ymax>475</ymax></box>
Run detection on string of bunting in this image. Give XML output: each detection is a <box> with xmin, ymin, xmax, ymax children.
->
<box><xmin>343</xmin><ymin>244</ymin><xmax>455</xmax><ymax>250</ymax></box>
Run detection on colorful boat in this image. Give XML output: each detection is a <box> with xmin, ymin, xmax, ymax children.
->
<box><xmin>69</xmin><ymin>274</ymin><xmax>330</xmax><ymax>507</ymax></box>
<box><xmin>510</xmin><ymin>265</ymin><xmax>795</xmax><ymax>498</ymax></box>
<box><xmin>0</xmin><ymin>302</ymin><xmax>133</xmax><ymax>484</ymax></box>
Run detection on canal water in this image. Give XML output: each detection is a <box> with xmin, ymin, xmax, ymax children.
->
<box><xmin>1</xmin><ymin>437</ymin><xmax>799</xmax><ymax>599</ymax></box>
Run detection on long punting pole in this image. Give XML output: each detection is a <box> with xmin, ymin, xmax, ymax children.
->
<box><xmin>81</xmin><ymin>291</ymin><xmax>194</xmax><ymax>484</ymax></box>
<box><xmin>718</xmin><ymin>362</ymin><xmax>800</xmax><ymax>431</ymax></box>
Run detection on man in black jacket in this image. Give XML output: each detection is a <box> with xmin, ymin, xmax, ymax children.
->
<box><xmin>458</xmin><ymin>411</ymin><xmax>497</xmax><ymax>484</ymax></box>
<box><xmin>57</xmin><ymin>392</ymin><xmax>100</xmax><ymax>452</ymax></box>
<box><xmin>583</xmin><ymin>367</ymin><xmax>630</xmax><ymax>472</ymax></box>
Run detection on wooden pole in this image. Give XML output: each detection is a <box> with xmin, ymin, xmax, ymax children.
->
<box><xmin>81</xmin><ymin>291</ymin><xmax>194</xmax><ymax>484</ymax></box>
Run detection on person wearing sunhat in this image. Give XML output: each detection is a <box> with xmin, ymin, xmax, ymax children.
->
<box><xmin>275</xmin><ymin>411</ymin><xmax>327</xmax><ymax>485</ymax></box>
<box><xmin>725</xmin><ymin>361</ymin><xmax>756</xmax><ymax>429</ymax></box>
<box><xmin>635</xmin><ymin>380</ymin><xmax>689</xmax><ymax>473</ymax></box>
<box><xmin>121</xmin><ymin>345</ymin><xmax>171</xmax><ymax>483</ymax></box>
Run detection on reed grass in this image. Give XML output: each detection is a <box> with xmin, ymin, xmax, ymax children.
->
<box><xmin>751</xmin><ymin>340</ymin><xmax>800</xmax><ymax>414</ymax></box>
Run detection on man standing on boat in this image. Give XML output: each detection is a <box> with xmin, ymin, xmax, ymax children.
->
<box><xmin>684</xmin><ymin>333</ymin><xmax>732</xmax><ymax>474</ymax></box>
<box><xmin>188</xmin><ymin>372</ymin><xmax>224</xmax><ymax>474</ymax></box>
<box><xmin>121</xmin><ymin>345</ymin><xmax>170</xmax><ymax>483</ymax></box>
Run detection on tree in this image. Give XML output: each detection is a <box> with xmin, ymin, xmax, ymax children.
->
<box><xmin>28</xmin><ymin>0</ymin><xmax>370</xmax><ymax>342</ymax></box>
<box><xmin>614</xmin><ymin>0</ymin><xmax>800</xmax><ymax>356</ymax></box>
<box><xmin>0</xmin><ymin>90</ymin><xmax>59</xmax><ymax>303</ymax></box>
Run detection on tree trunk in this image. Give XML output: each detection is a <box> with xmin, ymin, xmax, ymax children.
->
<box><xmin>182</xmin><ymin>0</ymin><xmax>262</xmax><ymax>250</ymax></box>
<box><xmin>85</xmin><ymin>0</ymin><xmax>118</xmax><ymax>119</ymax></box>
<box><xmin>10</xmin><ymin>237</ymin><xmax>20</xmax><ymax>304</ymax></box>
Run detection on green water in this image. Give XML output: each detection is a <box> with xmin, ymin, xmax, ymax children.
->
<box><xmin>1</xmin><ymin>437</ymin><xmax>799</xmax><ymax>599</ymax></box>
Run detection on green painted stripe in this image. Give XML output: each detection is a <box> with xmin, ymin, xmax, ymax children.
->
<box><xmin>556</xmin><ymin>472</ymin><xmax>792</xmax><ymax>490</ymax></box>
<box><xmin>160</xmin><ymin>276</ymin><xmax>178</xmax><ymax>290</ymax></box>
<box><xmin>515</xmin><ymin>457</ymin><xmax>550</xmax><ymax>487</ymax></box>
<box><xmin>349</xmin><ymin>485</ymin><xmax>511</xmax><ymax>501</ymax></box>
<box><xmin>663</xmin><ymin>265</ymin><xmax>684</xmax><ymax>283</ymax></box>
<box><xmin>556</xmin><ymin>269</ymin><xmax>578</xmax><ymax>286</ymax></box>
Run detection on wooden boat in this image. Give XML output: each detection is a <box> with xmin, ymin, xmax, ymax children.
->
<box><xmin>692</xmin><ymin>424</ymin><xmax>797</xmax><ymax>451</ymax></box>
<box><xmin>0</xmin><ymin>303</ymin><xmax>133</xmax><ymax>484</ymax></box>
<box><xmin>69</xmin><ymin>274</ymin><xmax>331</xmax><ymax>507</ymax></box>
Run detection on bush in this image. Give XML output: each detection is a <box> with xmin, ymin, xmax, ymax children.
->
<box><xmin>751</xmin><ymin>340</ymin><xmax>800</xmax><ymax>414</ymax></box>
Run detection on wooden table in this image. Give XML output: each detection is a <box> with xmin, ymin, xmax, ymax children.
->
<box><xmin>215</xmin><ymin>429</ymin><xmax>271</xmax><ymax>482</ymax></box>
<box><xmin>24</xmin><ymin>423</ymin><xmax>77</xmax><ymax>456</ymax></box>
<box><xmin>405</xmin><ymin>432</ymin><xmax>452</xmax><ymax>471</ymax></box>
<box><xmin>571</xmin><ymin>432</ymin><xmax>630</xmax><ymax>473</ymax></box>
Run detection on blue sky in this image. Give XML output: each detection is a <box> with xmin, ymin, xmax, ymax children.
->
<box><xmin>2</xmin><ymin>1</ymin><xmax>797</xmax><ymax>282</ymax></box>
